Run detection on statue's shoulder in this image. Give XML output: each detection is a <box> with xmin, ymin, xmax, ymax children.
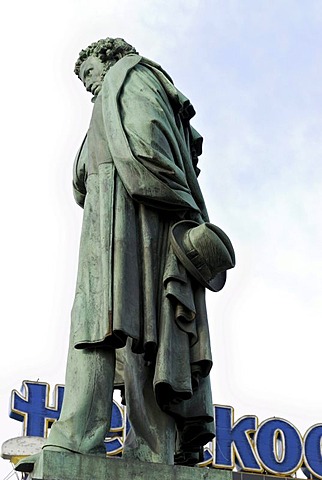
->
<box><xmin>103</xmin><ymin>54</ymin><xmax>173</xmax><ymax>92</ymax></box>
<box><xmin>105</xmin><ymin>54</ymin><xmax>142</xmax><ymax>83</ymax></box>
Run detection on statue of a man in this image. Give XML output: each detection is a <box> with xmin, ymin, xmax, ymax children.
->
<box><xmin>16</xmin><ymin>37</ymin><xmax>234</xmax><ymax>472</ymax></box>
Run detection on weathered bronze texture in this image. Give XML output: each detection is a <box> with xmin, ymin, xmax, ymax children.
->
<box><xmin>16</xmin><ymin>36</ymin><xmax>234</xmax><ymax>474</ymax></box>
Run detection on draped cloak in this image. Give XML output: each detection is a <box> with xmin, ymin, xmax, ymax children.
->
<box><xmin>71</xmin><ymin>54</ymin><xmax>213</xmax><ymax>418</ymax></box>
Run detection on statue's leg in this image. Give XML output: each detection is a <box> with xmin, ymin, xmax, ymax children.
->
<box><xmin>45</xmin><ymin>340</ymin><xmax>116</xmax><ymax>455</ymax></box>
<box><xmin>172</xmin><ymin>376</ymin><xmax>215</xmax><ymax>465</ymax></box>
<box><xmin>16</xmin><ymin>340</ymin><xmax>115</xmax><ymax>472</ymax></box>
<box><xmin>123</xmin><ymin>343</ymin><xmax>176</xmax><ymax>464</ymax></box>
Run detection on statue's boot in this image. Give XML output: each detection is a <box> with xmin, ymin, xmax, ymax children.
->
<box><xmin>15</xmin><ymin>453</ymin><xmax>41</xmax><ymax>473</ymax></box>
<box><xmin>179</xmin><ymin>423</ymin><xmax>214</xmax><ymax>450</ymax></box>
<box><xmin>15</xmin><ymin>446</ymin><xmax>74</xmax><ymax>473</ymax></box>
<box><xmin>174</xmin><ymin>421</ymin><xmax>214</xmax><ymax>466</ymax></box>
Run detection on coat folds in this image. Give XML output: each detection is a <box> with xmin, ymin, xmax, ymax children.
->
<box><xmin>72</xmin><ymin>54</ymin><xmax>213</xmax><ymax>416</ymax></box>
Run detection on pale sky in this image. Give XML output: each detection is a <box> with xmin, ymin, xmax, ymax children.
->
<box><xmin>1</xmin><ymin>0</ymin><xmax>322</xmax><ymax>478</ymax></box>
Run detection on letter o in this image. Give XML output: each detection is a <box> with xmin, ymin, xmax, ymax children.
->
<box><xmin>255</xmin><ymin>418</ymin><xmax>303</xmax><ymax>475</ymax></box>
<box><xmin>303</xmin><ymin>425</ymin><xmax>322</xmax><ymax>479</ymax></box>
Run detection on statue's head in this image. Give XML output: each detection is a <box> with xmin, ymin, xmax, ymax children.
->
<box><xmin>75</xmin><ymin>37</ymin><xmax>138</xmax><ymax>97</ymax></box>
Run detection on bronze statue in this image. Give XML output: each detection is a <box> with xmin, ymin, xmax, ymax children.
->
<box><xmin>16</xmin><ymin>37</ymin><xmax>235</xmax><ymax>473</ymax></box>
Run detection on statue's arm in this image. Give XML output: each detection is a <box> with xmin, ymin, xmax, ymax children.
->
<box><xmin>72</xmin><ymin>135</ymin><xmax>88</xmax><ymax>208</ymax></box>
<box><xmin>116</xmin><ymin>64</ymin><xmax>201</xmax><ymax>214</ymax></box>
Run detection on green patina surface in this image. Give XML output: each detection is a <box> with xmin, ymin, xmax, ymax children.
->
<box><xmin>32</xmin><ymin>450</ymin><xmax>233</xmax><ymax>480</ymax></box>
<box><xmin>16</xmin><ymin>37</ymin><xmax>235</xmax><ymax>474</ymax></box>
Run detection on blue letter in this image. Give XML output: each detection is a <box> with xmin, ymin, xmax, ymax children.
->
<box><xmin>10</xmin><ymin>381</ymin><xmax>64</xmax><ymax>437</ymax></box>
<box><xmin>104</xmin><ymin>401</ymin><xmax>130</xmax><ymax>455</ymax></box>
<box><xmin>214</xmin><ymin>405</ymin><xmax>261</xmax><ymax>471</ymax></box>
<box><xmin>255</xmin><ymin>418</ymin><xmax>303</xmax><ymax>475</ymax></box>
<box><xmin>303</xmin><ymin>425</ymin><xmax>322</xmax><ymax>478</ymax></box>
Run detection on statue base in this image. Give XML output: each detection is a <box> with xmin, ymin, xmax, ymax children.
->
<box><xmin>30</xmin><ymin>450</ymin><xmax>233</xmax><ymax>480</ymax></box>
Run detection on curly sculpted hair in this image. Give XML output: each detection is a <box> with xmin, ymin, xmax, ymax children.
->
<box><xmin>74</xmin><ymin>37</ymin><xmax>138</xmax><ymax>78</ymax></box>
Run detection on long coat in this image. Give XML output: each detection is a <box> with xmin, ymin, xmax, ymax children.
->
<box><xmin>72</xmin><ymin>54</ymin><xmax>213</xmax><ymax>416</ymax></box>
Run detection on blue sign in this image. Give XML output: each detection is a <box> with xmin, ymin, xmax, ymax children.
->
<box><xmin>214</xmin><ymin>405</ymin><xmax>322</xmax><ymax>478</ymax></box>
<box><xmin>10</xmin><ymin>381</ymin><xmax>64</xmax><ymax>437</ymax></box>
<box><xmin>9</xmin><ymin>381</ymin><xmax>322</xmax><ymax>477</ymax></box>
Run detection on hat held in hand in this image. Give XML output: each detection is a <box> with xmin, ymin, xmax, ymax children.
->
<box><xmin>170</xmin><ymin>220</ymin><xmax>235</xmax><ymax>292</ymax></box>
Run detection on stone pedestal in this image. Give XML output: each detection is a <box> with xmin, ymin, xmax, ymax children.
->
<box><xmin>30</xmin><ymin>450</ymin><xmax>233</xmax><ymax>480</ymax></box>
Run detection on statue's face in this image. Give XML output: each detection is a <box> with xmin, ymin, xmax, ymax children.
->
<box><xmin>79</xmin><ymin>56</ymin><xmax>106</xmax><ymax>96</ymax></box>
